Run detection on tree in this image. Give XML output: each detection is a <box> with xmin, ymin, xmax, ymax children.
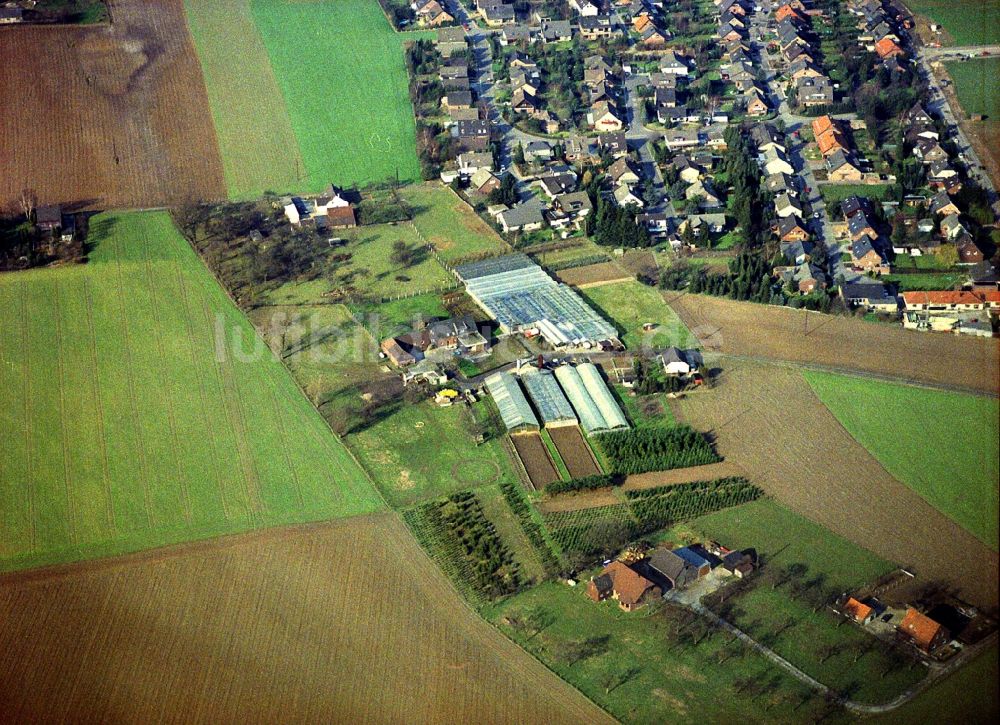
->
<box><xmin>600</xmin><ymin>665</ymin><xmax>641</xmax><ymax>694</ymax></box>
<box><xmin>934</xmin><ymin>243</ymin><xmax>958</xmax><ymax>268</ymax></box>
<box><xmin>19</xmin><ymin>187</ymin><xmax>36</xmax><ymax>223</ymax></box>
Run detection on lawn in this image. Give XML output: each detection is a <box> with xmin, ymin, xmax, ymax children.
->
<box><xmin>346</xmin><ymin>400</ymin><xmax>516</xmax><ymax>507</ymax></box>
<box><xmin>804</xmin><ymin>371</ymin><xmax>999</xmax><ymax>548</ymax></box>
<box><xmin>872</xmin><ymin>642</ymin><xmax>998</xmax><ymax>724</ymax></box>
<box><xmin>819</xmin><ymin>183</ymin><xmax>892</xmax><ymax>205</ymax></box>
<box><xmin>183</xmin><ymin>0</ymin><xmax>303</xmax><ymax>199</ymax></box>
<box><xmin>581</xmin><ymin>281</ymin><xmax>698</xmax><ymax>351</ymax></box>
<box><xmin>613</xmin><ymin>385</ymin><xmax>677</xmax><ymax>429</ymax></box>
<box><xmin>883</xmin><ymin>272</ymin><xmax>965</xmax><ymax>290</ymax></box>
<box><xmin>250</xmin><ymin>0</ymin><xmax>428</xmax><ymax>192</ymax></box>
<box><xmin>263</xmin><ymin>222</ymin><xmax>455</xmax><ymax>305</ymax></box>
<box><xmin>946</xmin><ymin>57</ymin><xmax>1000</xmax><ymax>119</ymax></box>
<box><xmin>903</xmin><ymin>1</ymin><xmax>1000</xmax><ymax>46</ymax></box>
<box><xmin>0</xmin><ymin>211</ymin><xmax>382</xmax><ymax>572</ymax></box>
<box><xmin>485</xmin><ymin>580</ymin><xmax>839</xmax><ymax>723</ymax></box>
<box><xmin>349</xmin><ymin>292</ymin><xmax>451</xmax><ymax>339</ymax></box>
<box><xmin>402</xmin><ymin>184</ymin><xmax>512</xmax><ymax>264</ymax></box>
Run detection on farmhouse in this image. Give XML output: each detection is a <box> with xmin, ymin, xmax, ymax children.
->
<box><xmin>661</xmin><ymin>347</ymin><xmax>691</xmax><ymax>376</ymax></box>
<box><xmin>382</xmin><ymin>315</ymin><xmax>489</xmax><ymax>367</ymax></box>
<box><xmin>35</xmin><ymin>205</ymin><xmax>63</xmax><ymax>234</ymax></box>
<box><xmin>588</xmin><ymin>561</ymin><xmax>660</xmax><ymax>611</ymax></box>
<box><xmin>842</xmin><ymin>597</ymin><xmax>876</xmax><ymax>625</ymax></box>
<box><xmin>899</xmin><ymin>608</ymin><xmax>949</xmax><ymax>653</ymax></box>
<box><xmin>840</xmin><ymin>281</ymin><xmax>898</xmax><ymax>312</ymax></box>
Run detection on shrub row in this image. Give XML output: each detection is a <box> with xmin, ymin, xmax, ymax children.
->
<box><xmin>629</xmin><ymin>479</ymin><xmax>763</xmax><ymax>530</ymax></box>
<box><xmin>545</xmin><ymin>473</ymin><xmax>621</xmax><ymax>495</ymax></box>
<box><xmin>596</xmin><ymin>426</ymin><xmax>721</xmax><ymax>474</ymax></box>
<box><xmin>499</xmin><ymin>481</ymin><xmax>562</xmax><ymax>578</ymax></box>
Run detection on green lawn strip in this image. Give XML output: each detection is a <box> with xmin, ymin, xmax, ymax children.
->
<box><xmin>540</xmin><ymin>429</ymin><xmax>572</xmax><ymax>481</ymax></box>
<box><xmin>346</xmin><ymin>400</ymin><xmax>515</xmax><ymax>508</ymax></box>
<box><xmin>479</xmin><ymin>484</ymin><xmax>548</xmax><ymax>583</ymax></box>
<box><xmin>882</xmin><ymin>272</ymin><xmax>965</xmax><ymax>291</ymax></box>
<box><xmin>612</xmin><ymin>385</ymin><xmax>677</xmax><ymax>429</ymax></box>
<box><xmin>903</xmin><ymin>1</ymin><xmax>1000</xmax><ymax>46</ymax></box>
<box><xmin>183</xmin><ymin>0</ymin><xmax>304</xmax><ymax>198</ymax></box>
<box><xmin>249</xmin><ymin>0</ymin><xmax>429</xmax><ymax>192</ymax></box>
<box><xmin>870</xmin><ymin>642</ymin><xmax>999</xmax><ymax>724</ymax></box>
<box><xmin>580</xmin><ymin>281</ymin><xmax>697</xmax><ymax>351</ymax></box>
<box><xmin>402</xmin><ymin>184</ymin><xmax>513</xmax><ymax>263</ymax></box>
<box><xmin>483</xmin><ymin>581</ymin><xmax>834</xmax><ymax>724</ymax></box>
<box><xmin>0</xmin><ymin>211</ymin><xmax>382</xmax><ymax>573</ymax></box>
<box><xmin>819</xmin><ymin>184</ymin><xmax>892</xmax><ymax>205</ymax></box>
<box><xmin>803</xmin><ymin>371</ymin><xmax>999</xmax><ymax>549</ymax></box>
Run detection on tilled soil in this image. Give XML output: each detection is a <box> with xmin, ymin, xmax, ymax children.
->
<box><xmin>549</xmin><ymin>425</ymin><xmax>602</xmax><ymax>479</ymax></box>
<box><xmin>511</xmin><ymin>432</ymin><xmax>560</xmax><ymax>489</ymax></box>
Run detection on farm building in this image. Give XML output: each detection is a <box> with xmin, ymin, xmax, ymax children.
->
<box><xmin>587</xmin><ymin>561</ymin><xmax>660</xmax><ymax>611</ymax></box>
<box><xmin>899</xmin><ymin>608</ymin><xmax>950</xmax><ymax>653</ymax></box>
<box><xmin>454</xmin><ymin>254</ymin><xmax>619</xmax><ymax>349</ymax></box>
<box><xmin>519</xmin><ymin>368</ymin><xmax>578</xmax><ymax>427</ymax></box>
<box><xmin>485</xmin><ymin>372</ymin><xmax>539</xmax><ymax>432</ymax></box>
<box><xmin>553</xmin><ymin>364</ymin><xmax>629</xmax><ymax>435</ymax></box>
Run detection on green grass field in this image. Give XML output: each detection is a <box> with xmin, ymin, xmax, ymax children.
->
<box><xmin>804</xmin><ymin>372</ymin><xmax>999</xmax><ymax>548</ymax></box>
<box><xmin>581</xmin><ymin>281</ymin><xmax>698</xmax><ymax>351</ymax></box>
<box><xmin>402</xmin><ymin>185</ymin><xmax>513</xmax><ymax>264</ymax></box>
<box><xmin>347</xmin><ymin>400</ymin><xmax>516</xmax><ymax>507</ymax></box>
<box><xmin>0</xmin><ymin>212</ymin><xmax>382</xmax><ymax>572</ymax></box>
<box><xmin>883</xmin><ymin>272</ymin><xmax>964</xmax><ymax>291</ymax></box>
<box><xmin>183</xmin><ymin>0</ymin><xmax>304</xmax><ymax>199</ymax></box>
<box><xmin>250</xmin><ymin>0</ymin><xmax>427</xmax><ymax>192</ymax></box>
<box><xmin>264</xmin><ymin>222</ymin><xmax>455</xmax><ymax>305</ymax></box>
<box><xmin>904</xmin><ymin>1</ymin><xmax>1000</xmax><ymax>46</ymax></box>
<box><xmin>819</xmin><ymin>184</ymin><xmax>892</xmax><ymax>205</ymax></box>
<box><xmin>872</xmin><ymin>643</ymin><xmax>998</xmax><ymax>724</ymax></box>
<box><xmin>946</xmin><ymin>58</ymin><xmax>1000</xmax><ymax>123</ymax></box>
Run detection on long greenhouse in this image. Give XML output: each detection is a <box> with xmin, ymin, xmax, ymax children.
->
<box><xmin>520</xmin><ymin>368</ymin><xmax>578</xmax><ymax>427</ymax></box>
<box><xmin>485</xmin><ymin>372</ymin><xmax>538</xmax><ymax>432</ymax></box>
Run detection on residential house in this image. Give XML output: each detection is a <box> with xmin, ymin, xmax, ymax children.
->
<box><xmin>840</xmin><ymin>281</ymin><xmax>898</xmax><ymax>312</ymax></box>
<box><xmin>744</xmin><ymin>89</ymin><xmax>768</xmax><ymax>116</ymax></box>
<box><xmin>578</xmin><ymin>15</ymin><xmax>617</xmax><ymax>40</ymax></box>
<box><xmin>686</xmin><ymin>179</ymin><xmax>722</xmax><ymax>209</ymax></box>
<box><xmin>0</xmin><ymin>7</ymin><xmax>23</xmax><ymax>23</ymax></box>
<box><xmin>874</xmin><ymin>37</ymin><xmax>904</xmax><ymax>59</ymax></box>
<box><xmin>35</xmin><ymin>205</ymin><xmax>63</xmax><ymax>234</ymax></box>
<box><xmin>680</xmin><ymin>213</ymin><xmax>727</xmax><ymax>235</ymax></box>
<box><xmin>842</xmin><ymin>597</ymin><xmax>876</xmax><ymax>625</ymax></box>
<box><xmin>570</xmin><ymin>0</ymin><xmax>601</xmax><ymax>16</ymax></box>
<box><xmin>774</xmin><ymin>193</ymin><xmax>803</xmax><ymax>218</ymax></box>
<box><xmin>539</xmin><ymin>19</ymin><xmax>573</xmax><ymax>42</ymax></box>
<box><xmin>672</xmin><ymin>155</ymin><xmax>703</xmax><ymax>184</ymax></box>
<box><xmin>899</xmin><ymin>608</ymin><xmax>949</xmax><ymax>653</ymax></box>
<box><xmin>662</xmin><ymin>347</ymin><xmax>691</xmax><ymax>375</ymax></box>
<box><xmin>607</xmin><ymin>157</ymin><xmax>641</xmax><ymax>186</ymax></box>
<box><xmin>851</xmin><ymin>238</ymin><xmax>888</xmax><ymax>274</ymax></box>
<box><xmin>762</xmin><ymin>147</ymin><xmax>794</xmax><ymax>175</ymax></box>
<box><xmin>457</xmin><ymin>151</ymin><xmax>493</xmax><ymax>175</ymax></box>
<box><xmin>913</xmin><ymin>137</ymin><xmax>948</xmax><ymax>165</ymax></box>
<box><xmin>940</xmin><ymin>213</ymin><xmax>967</xmax><ymax>241</ymax></box>
<box><xmin>930</xmin><ymin>191</ymin><xmax>960</xmax><ymax>217</ymax></box>
<box><xmin>444</xmin><ymin>90</ymin><xmax>474</xmax><ymax>110</ymax></box>
<box><xmin>598</xmin><ymin>131</ymin><xmax>629</xmax><ymax>157</ymax></box>
<box><xmin>524</xmin><ymin>140</ymin><xmax>554</xmax><ymax>163</ymax></box>
<box><xmin>765</xmin><ymin>172</ymin><xmax>798</xmax><ymax>196</ymax></box>
<box><xmin>455</xmin><ymin>118</ymin><xmax>490</xmax><ymax>152</ymax></box>
<box><xmin>614</xmin><ymin>183</ymin><xmax>645</xmax><ymax>208</ymax></box>
<box><xmin>827</xmin><ymin>149</ymin><xmax>864</xmax><ymax>182</ymax></box>
<box><xmin>848</xmin><ymin>211</ymin><xmax>878</xmax><ymax>241</ymax></box>
<box><xmin>589</xmin><ymin>101</ymin><xmax>625</xmax><ymax>131</ymax></box>
<box><xmin>537</xmin><ymin>172</ymin><xmax>578</xmax><ymax>198</ymax></box>
<box><xmin>660</xmin><ymin>50</ymin><xmax>690</xmax><ymax>76</ymax></box>
<box><xmin>587</xmin><ymin>561</ymin><xmax>660</xmax><ymax>611</ymax></box>
<box><xmin>841</xmin><ymin>194</ymin><xmax>872</xmax><ymax>219</ymax></box>
<box><xmin>796</xmin><ymin>75</ymin><xmax>835</xmax><ymax>107</ymax></box>
<box><xmin>414</xmin><ymin>0</ymin><xmax>454</xmax><ymax>27</ymax></box>
<box><xmin>470</xmin><ymin>168</ymin><xmax>502</xmax><ymax>196</ymax></box>
<box><xmin>751</xmin><ymin>124</ymin><xmax>786</xmax><ymax>154</ymax></box>
<box><xmin>778</xmin><ymin>216</ymin><xmax>810</xmax><ymax>244</ymax></box>
<box><xmin>958</xmin><ymin>238</ymin><xmax>984</xmax><ymax>265</ymax></box>
<box><xmin>499</xmin><ymin>198</ymin><xmax>546</xmax><ymax>232</ymax></box>
<box><xmin>479</xmin><ymin>0</ymin><xmax>515</xmax><ymax>26</ymax></box>
<box><xmin>436</xmin><ymin>26</ymin><xmax>468</xmax><ymax>56</ymax></box>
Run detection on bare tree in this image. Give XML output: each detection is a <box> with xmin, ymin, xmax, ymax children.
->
<box><xmin>19</xmin><ymin>187</ymin><xmax>36</xmax><ymax>222</ymax></box>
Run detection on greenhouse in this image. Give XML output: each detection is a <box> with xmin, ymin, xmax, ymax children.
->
<box><xmin>454</xmin><ymin>254</ymin><xmax>618</xmax><ymax>348</ymax></box>
<box><xmin>520</xmin><ymin>368</ymin><xmax>577</xmax><ymax>427</ymax></box>
<box><xmin>553</xmin><ymin>365</ymin><xmax>608</xmax><ymax>434</ymax></box>
<box><xmin>576</xmin><ymin>363</ymin><xmax>629</xmax><ymax>430</ymax></box>
<box><xmin>485</xmin><ymin>372</ymin><xmax>538</xmax><ymax>432</ymax></box>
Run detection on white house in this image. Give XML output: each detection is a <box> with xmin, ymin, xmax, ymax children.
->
<box><xmin>661</xmin><ymin>347</ymin><xmax>691</xmax><ymax>375</ymax></box>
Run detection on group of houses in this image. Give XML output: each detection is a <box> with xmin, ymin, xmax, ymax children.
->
<box><xmin>716</xmin><ymin>0</ymin><xmax>769</xmax><ymax>117</ymax></box>
<box><xmin>588</xmin><ymin>541</ymin><xmax>755</xmax><ymax>611</ymax></box>
<box><xmin>812</xmin><ymin>115</ymin><xmax>867</xmax><ymax>184</ymax></box>
<box><xmin>380</xmin><ymin>314</ymin><xmax>490</xmax><ymax>369</ymax></box>
<box><xmin>847</xmin><ymin>0</ymin><xmax>912</xmax><ymax>76</ymax></box>
<box><xmin>769</xmin><ymin>1</ymin><xmax>837</xmax><ymax>111</ymax></box>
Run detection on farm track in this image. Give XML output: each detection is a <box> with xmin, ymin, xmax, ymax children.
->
<box><xmin>548</xmin><ymin>426</ymin><xmax>602</xmax><ymax>479</ymax></box>
<box><xmin>675</xmin><ymin>359</ymin><xmax>1000</xmax><ymax>610</ymax></box>
<box><xmin>0</xmin><ymin>514</ymin><xmax>615</xmax><ymax>725</ymax></box>
<box><xmin>670</xmin><ymin>293</ymin><xmax>999</xmax><ymax>394</ymax></box>
<box><xmin>511</xmin><ymin>433</ymin><xmax>561</xmax><ymax>489</ymax></box>
<box><xmin>0</xmin><ymin>0</ymin><xmax>226</xmax><ymax>211</ymax></box>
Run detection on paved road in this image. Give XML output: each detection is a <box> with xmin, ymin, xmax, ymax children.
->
<box><xmin>622</xmin><ymin>73</ymin><xmax>669</xmax><ymax>213</ymax></box>
<box><xmin>922</xmin><ymin>45</ymin><xmax>1000</xmax><ymax>61</ymax></box>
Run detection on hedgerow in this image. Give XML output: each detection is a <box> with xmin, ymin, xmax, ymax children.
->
<box><xmin>545</xmin><ymin>473</ymin><xmax>622</xmax><ymax>495</ymax></box>
<box><xmin>596</xmin><ymin>426</ymin><xmax>721</xmax><ymax>474</ymax></box>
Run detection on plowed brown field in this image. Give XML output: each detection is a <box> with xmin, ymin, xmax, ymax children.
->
<box><xmin>0</xmin><ymin>514</ymin><xmax>613</xmax><ymax>724</ymax></box>
<box><xmin>549</xmin><ymin>425</ymin><xmax>601</xmax><ymax>478</ymax></box>
<box><xmin>0</xmin><ymin>0</ymin><xmax>225</xmax><ymax>211</ymax></box>
<box><xmin>670</xmin><ymin>293</ymin><xmax>999</xmax><ymax>394</ymax></box>
<box><xmin>511</xmin><ymin>432</ymin><xmax>560</xmax><ymax>489</ymax></box>
<box><xmin>675</xmin><ymin>360</ymin><xmax>999</xmax><ymax>609</ymax></box>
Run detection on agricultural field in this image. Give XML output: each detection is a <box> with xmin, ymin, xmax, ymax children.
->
<box><xmin>0</xmin><ymin>211</ymin><xmax>382</xmax><ymax>572</ymax></box>
<box><xmin>402</xmin><ymin>184</ymin><xmax>512</xmax><ymax>264</ymax></box>
<box><xmin>486</xmin><ymin>580</ymin><xmax>840</xmax><ymax>724</ymax></box>
<box><xmin>675</xmin><ymin>360</ymin><xmax>999</xmax><ymax>609</ymax></box>
<box><xmin>249</xmin><ymin>0</ymin><xmax>427</xmax><ymax>192</ymax></box>
<box><xmin>944</xmin><ymin>57</ymin><xmax>1000</xmax><ymax>173</ymax></box>
<box><xmin>512</xmin><ymin>432</ymin><xmax>562</xmax><ymax>489</ymax></box>
<box><xmin>0</xmin><ymin>514</ymin><xmax>612</xmax><ymax>724</ymax></box>
<box><xmin>582</xmin><ymin>281</ymin><xmax>698</xmax><ymax>351</ymax></box>
<box><xmin>670</xmin><ymin>292</ymin><xmax>999</xmax><ymax>393</ymax></box>
<box><xmin>903</xmin><ymin>1</ymin><xmax>1000</xmax><ymax>46</ymax></box>
<box><xmin>347</xmin><ymin>400</ymin><xmax>515</xmax><ymax>507</ymax></box>
<box><xmin>182</xmin><ymin>0</ymin><xmax>303</xmax><ymax>198</ymax></box>
<box><xmin>263</xmin><ymin>221</ymin><xmax>455</xmax><ymax>305</ymax></box>
<box><xmin>0</xmin><ymin>0</ymin><xmax>226</xmax><ymax>212</ymax></box>
<box><xmin>804</xmin><ymin>371</ymin><xmax>999</xmax><ymax>548</ymax></box>
<box><xmin>548</xmin><ymin>426</ymin><xmax>602</xmax><ymax>479</ymax></box>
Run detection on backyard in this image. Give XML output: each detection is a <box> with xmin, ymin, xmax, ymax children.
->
<box><xmin>581</xmin><ymin>281</ymin><xmax>698</xmax><ymax>351</ymax></box>
<box><xmin>402</xmin><ymin>184</ymin><xmax>513</xmax><ymax>263</ymax></box>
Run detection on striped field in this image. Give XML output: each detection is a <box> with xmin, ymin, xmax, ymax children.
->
<box><xmin>0</xmin><ymin>211</ymin><xmax>382</xmax><ymax>572</ymax></box>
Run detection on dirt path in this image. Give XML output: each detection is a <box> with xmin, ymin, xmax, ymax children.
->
<box><xmin>670</xmin><ymin>293</ymin><xmax>999</xmax><ymax>395</ymax></box>
<box><xmin>674</xmin><ymin>360</ymin><xmax>999</xmax><ymax>610</ymax></box>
